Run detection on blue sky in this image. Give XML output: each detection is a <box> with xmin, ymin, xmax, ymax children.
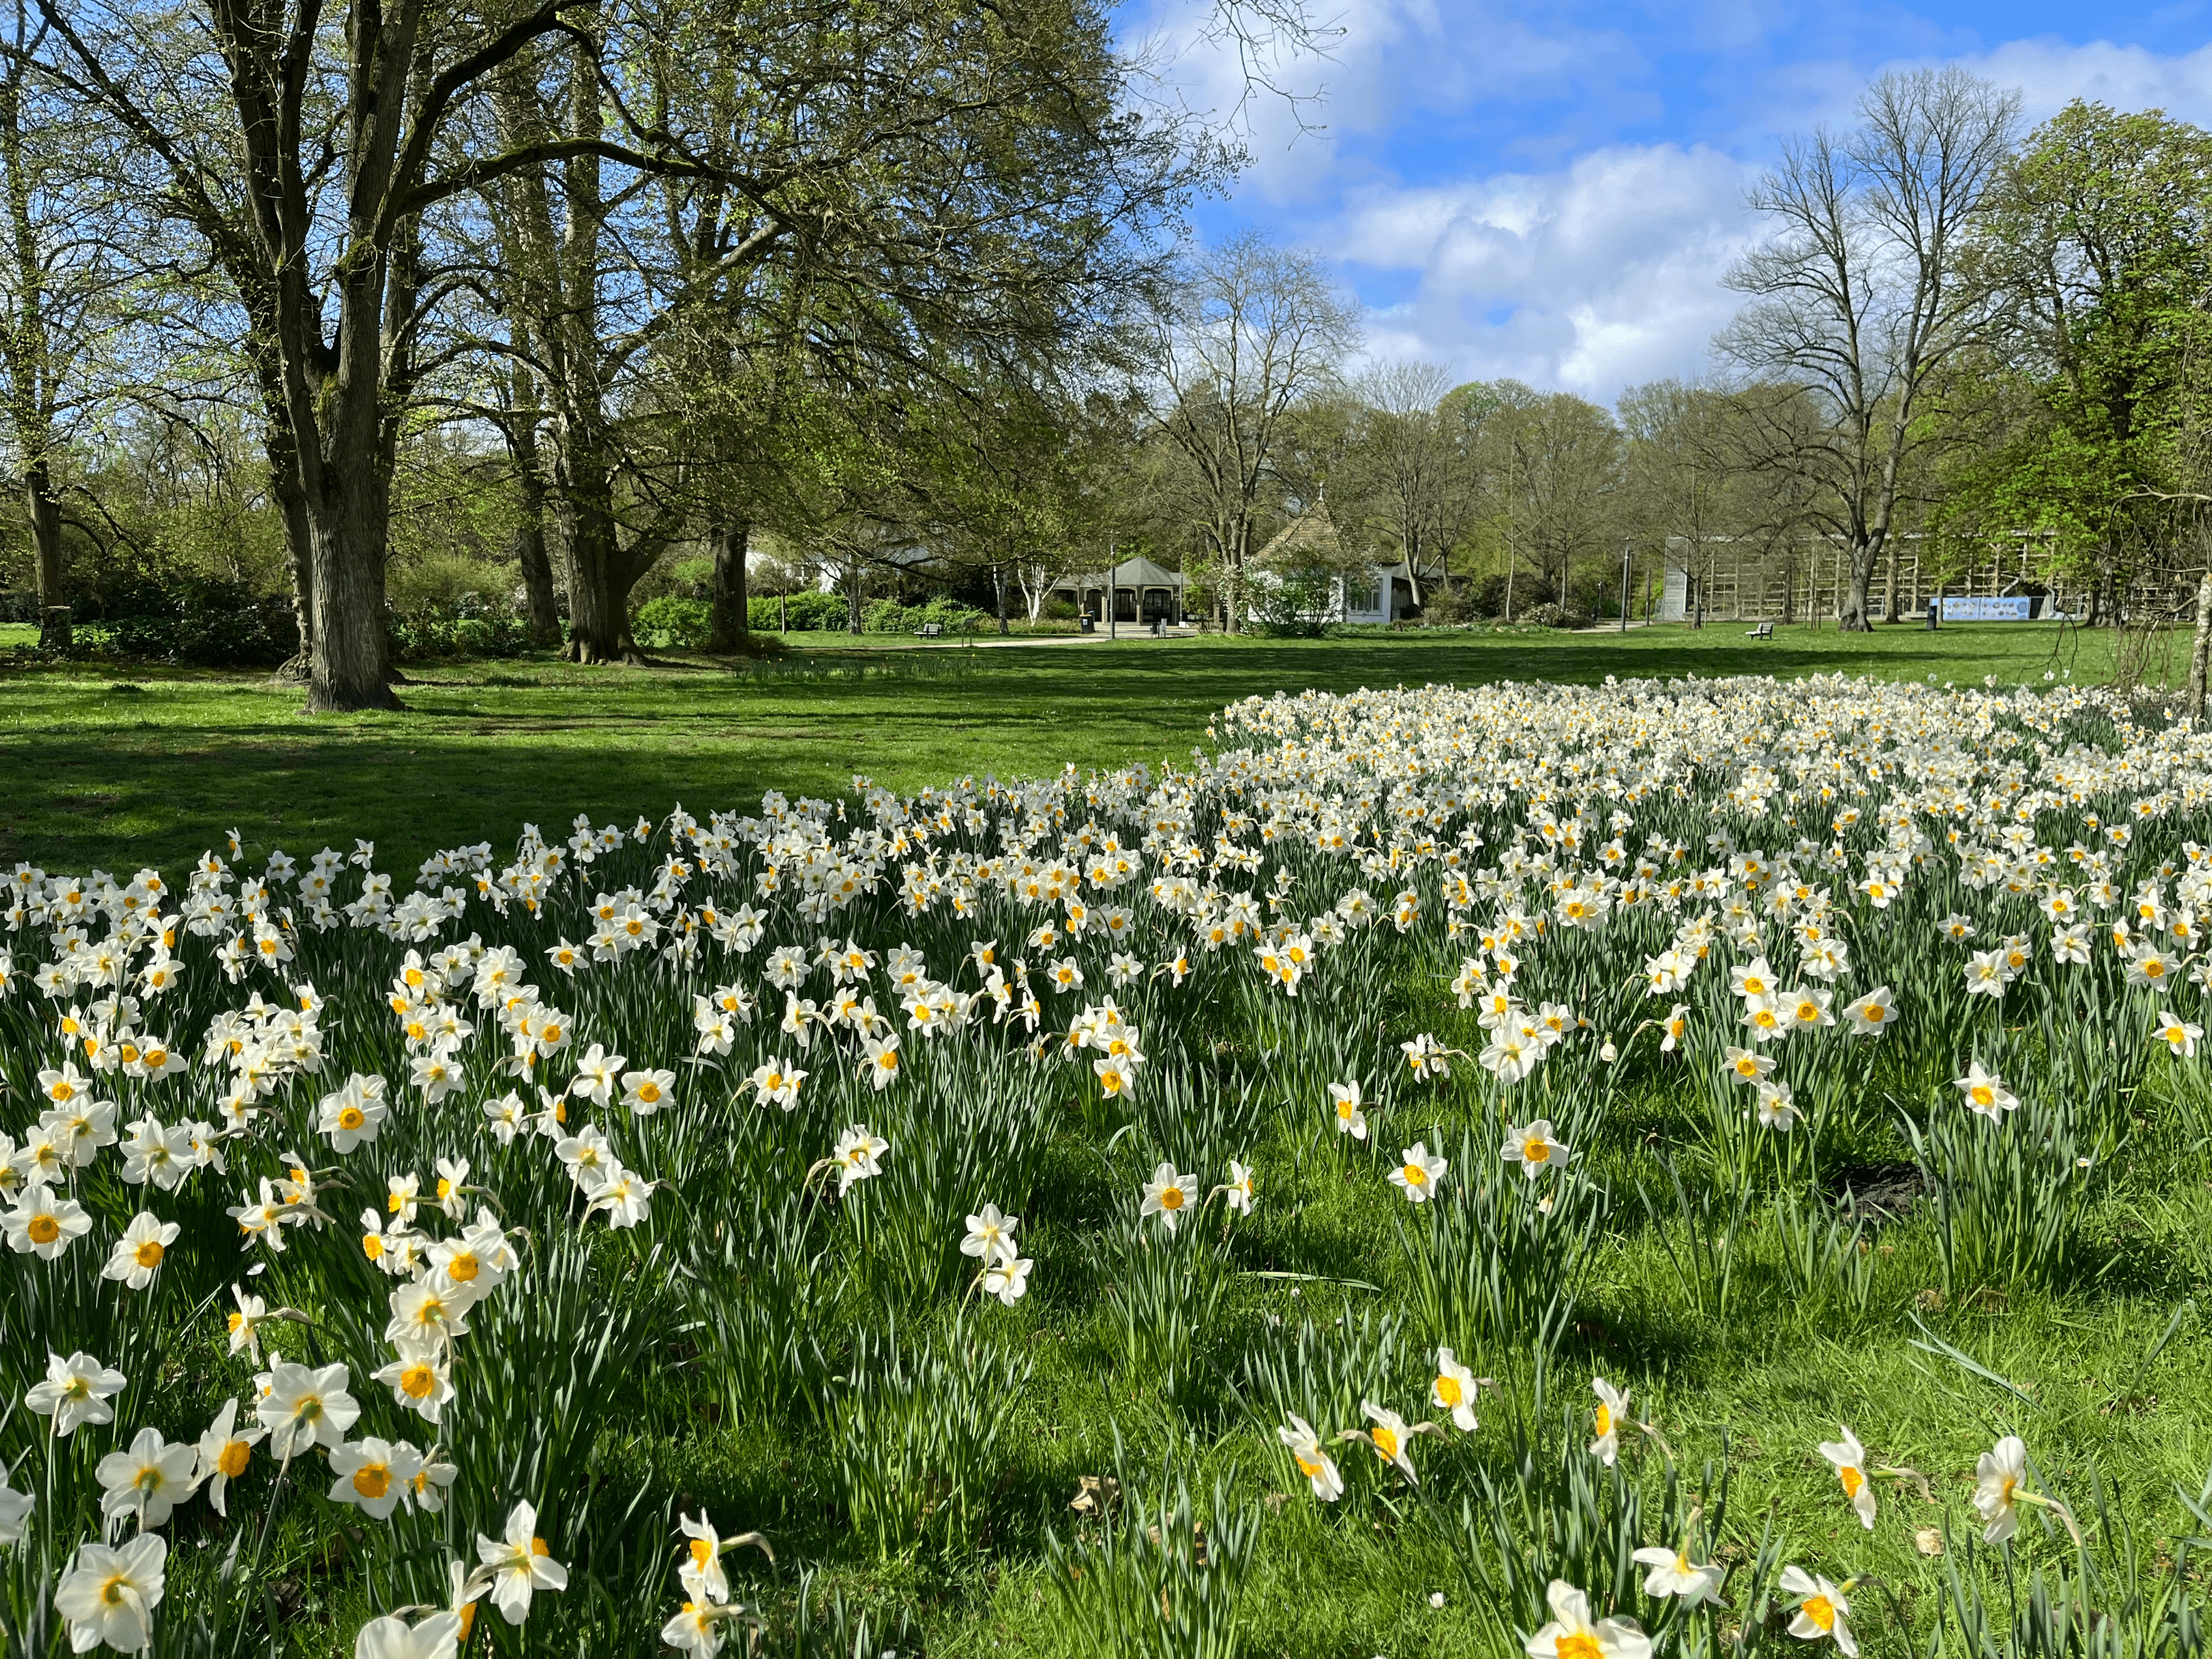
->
<box><xmin>1127</xmin><ymin>0</ymin><xmax>2212</xmax><ymax>402</ymax></box>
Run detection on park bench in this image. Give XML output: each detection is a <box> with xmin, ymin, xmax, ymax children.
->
<box><xmin>1745</xmin><ymin>619</ymin><xmax>1775</xmax><ymax>639</ymax></box>
<box><xmin>914</xmin><ymin>622</ymin><xmax>945</xmax><ymax>638</ymax></box>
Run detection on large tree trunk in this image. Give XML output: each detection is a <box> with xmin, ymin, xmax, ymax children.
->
<box><xmin>552</xmin><ymin>437</ymin><xmax>647</xmax><ymax>664</ymax></box>
<box><xmin>303</xmin><ymin>471</ymin><xmax>400</xmax><ymax>712</ymax></box>
<box><xmin>707</xmin><ymin>519</ymin><xmax>751</xmax><ymax>652</ymax></box>
<box><xmin>994</xmin><ymin>561</ymin><xmax>1009</xmax><ymax>634</ymax></box>
<box><xmin>557</xmin><ymin>492</ymin><xmax>641</xmax><ymax>664</ymax></box>
<box><xmin>1837</xmin><ymin>539</ymin><xmax>1876</xmax><ymax>631</ymax></box>
<box><xmin>846</xmin><ymin>562</ymin><xmax>863</xmax><ymax>634</ymax></box>
<box><xmin>27</xmin><ymin>458</ymin><xmax>67</xmax><ymax>652</ymax></box>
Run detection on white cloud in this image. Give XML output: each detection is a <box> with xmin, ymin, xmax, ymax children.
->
<box><xmin>1124</xmin><ymin>0</ymin><xmax>1650</xmax><ymax>202</ymax></box>
<box><xmin>1953</xmin><ymin>37</ymin><xmax>2212</xmax><ymax>122</ymax></box>
<box><xmin>1134</xmin><ymin>0</ymin><xmax>2212</xmax><ymax>406</ymax></box>
<box><xmin>1332</xmin><ymin>144</ymin><xmax>1756</xmax><ymax>400</ymax></box>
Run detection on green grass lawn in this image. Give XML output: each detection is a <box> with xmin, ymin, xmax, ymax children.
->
<box><xmin>0</xmin><ymin>622</ymin><xmax>2135</xmax><ymax>877</ymax></box>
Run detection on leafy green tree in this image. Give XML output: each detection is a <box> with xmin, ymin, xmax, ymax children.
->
<box><xmin>1941</xmin><ymin>102</ymin><xmax>2212</xmax><ymax>613</ymax></box>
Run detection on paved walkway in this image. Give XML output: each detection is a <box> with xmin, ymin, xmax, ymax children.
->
<box><xmin>932</xmin><ymin>628</ymin><xmax>1199</xmax><ymax>648</ymax></box>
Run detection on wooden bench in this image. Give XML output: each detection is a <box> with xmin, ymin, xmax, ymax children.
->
<box><xmin>914</xmin><ymin>622</ymin><xmax>945</xmax><ymax>638</ymax></box>
<box><xmin>1745</xmin><ymin>619</ymin><xmax>1775</xmax><ymax>639</ymax></box>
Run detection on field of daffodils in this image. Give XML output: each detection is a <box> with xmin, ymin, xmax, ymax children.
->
<box><xmin>4</xmin><ymin>672</ymin><xmax>2211</xmax><ymax>1658</ymax></box>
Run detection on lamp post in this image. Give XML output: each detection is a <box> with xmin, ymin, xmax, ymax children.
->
<box><xmin>1618</xmin><ymin>540</ymin><xmax>1632</xmax><ymax>633</ymax></box>
<box><xmin>1107</xmin><ymin>539</ymin><xmax>1116</xmax><ymax>641</ymax></box>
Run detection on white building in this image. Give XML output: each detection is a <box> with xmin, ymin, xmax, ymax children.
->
<box><xmin>1251</xmin><ymin>512</ymin><xmax>1438</xmax><ymax>624</ymax></box>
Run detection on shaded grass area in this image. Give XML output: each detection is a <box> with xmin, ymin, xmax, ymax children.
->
<box><xmin>2</xmin><ymin>622</ymin><xmax>2125</xmax><ymax>876</ymax></box>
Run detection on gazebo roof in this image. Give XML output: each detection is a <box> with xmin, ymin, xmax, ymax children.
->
<box><xmin>1057</xmin><ymin>555</ymin><xmax>1186</xmax><ymax>588</ymax></box>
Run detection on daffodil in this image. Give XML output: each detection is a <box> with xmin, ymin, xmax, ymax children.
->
<box><xmin>227</xmin><ymin>1286</ymin><xmax>268</xmax><ymax>1361</ymax></box>
<box><xmin>374</xmin><ymin>1338</ymin><xmax>456</xmax><ymax>1425</ymax></box>
<box><xmin>962</xmin><ymin>1203</ymin><xmax>1020</xmax><ymax>1265</ymax></box>
<box><xmin>1354</xmin><ymin>1400</ymin><xmax>1422</xmax><ymax>1483</ymax></box>
<box><xmin>1780</xmin><ymin>1567</ymin><xmax>1855</xmax><ymax>1655</ymax></box>
<box><xmin>258</xmin><ymin>1360</ymin><xmax>360</xmax><ymax>1459</ymax></box>
<box><xmin>831</xmin><ymin>1126</ymin><xmax>888</xmax><ymax>1194</ymax></box>
<box><xmin>1139</xmin><ymin>1164</ymin><xmax>1197</xmax><ymax>1231</ymax></box>
<box><xmin>7</xmin><ymin>1180</ymin><xmax>91</xmax><ymax>1259</ymax></box>
<box><xmin>1328</xmin><ymin>1079</ymin><xmax>1368</xmax><ymax>1140</ymax></box>
<box><xmin>1590</xmin><ymin>1377</ymin><xmax>1629</xmax><ymax>1467</ymax></box>
<box><xmin>1953</xmin><ymin>1062</ymin><xmax>2017</xmax><ymax>1123</ymax></box>
<box><xmin>476</xmin><ymin>1499</ymin><xmax>569</xmax><ymax>1624</ymax></box>
<box><xmin>1432</xmin><ymin>1346</ymin><xmax>1483</xmax><ymax>1432</ymax></box>
<box><xmin>55</xmin><ymin>1534</ymin><xmax>167</xmax><ymax>1654</ymax></box>
<box><xmin>353</xmin><ymin>1611</ymin><xmax>465</xmax><ymax>1659</ymax></box>
<box><xmin>1388</xmin><ymin>1142</ymin><xmax>1447</xmax><ymax>1203</ymax></box>
<box><xmin>329</xmin><ymin>1436</ymin><xmax>422</xmax><ymax>1522</ymax></box>
<box><xmin>982</xmin><ymin>1256</ymin><xmax>1033</xmax><ymax>1305</ymax></box>
<box><xmin>1818</xmin><ymin>1426</ymin><xmax>1876</xmax><ymax>1529</ymax></box>
<box><xmin>27</xmin><ymin>1349</ymin><xmax>128</xmax><ymax>1438</ymax></box>
<box><xmin>0</xmin><ymin>1477</ymin><xmax>32</xmax><ymax>1545</ymax></box>
<box><xmin>1756</xmin><ymin>1079</ymin><xmax>1801</xmax><ymax>1131</ymax></box>
<box><xmin>1841</xmin><ymin>987</ymin><xmax>1895</xmax><ymax>1034</ymax></box>
<box><xmin>1973</xmin><ymin>1433</ymin><xmax>2027</xmax><ymax>1544</ymax></box>
<box><xmin>317</xmin><ymin>1073</ymin><xmax>389</xmax><ymax>1152</ymax></box>
<box><xmin>1217</xmin><ymin>1160</ymin><xmax>1256</xmax><ymax>1215</ymax></box>
<box><xmin>102</xmin><ymin>1211</ymin><xmax>181</xmax><ymax>1290</ymax></box>
<box><xmin>1523</xmin><ymin>1577</ymin><xmax>1652</xmax><ymax>1659</ymax></box>
<box><xmin>1630</xmin><ymin>1541</ymin><xmax>1721</xmax><ymax>1607</ymax></box>
<box><xmin>2154</xmin><ymin>1009</ymin><xmax>2202</xmax><ymax>1059</ymax></box>
<box><xmin>676</xmin><ymin>1509</ymin><xmax>772</xmax><ymax>1604</ymax></box>
<box><xmin>1500</xmin><ymin>1121</ymin><xmax>1567</xmax><ymax>1178</ymax></box>
<box><xmin>1276</xmin><ymin>1413</ymin><xmax>1343</xmax><ymax>1500</ymax></box>
<box><xmin>661</xmin><ymin>1599</ymin><xmax>747</xmax><ymax>1658</ymax></box>
<box><xmin>95</xmin><ymin>1426</ymin><xmax>201</xmax><ymax>1533</ymax></box>
<box><xmin>621</xmin><ymin>1067</ymin><xmax>677</xmax><ymax>1113</ymax></box>
<box><xmin>195</xmin><ymin>1398</ymin><xmax>264</xmax><ymax>1517</ymax></box>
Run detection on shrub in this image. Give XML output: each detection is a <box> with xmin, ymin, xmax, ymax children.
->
<box><xmin>77</xmin><ymin>576</ymin><xmax>299</xmax><ymax>667</ymax></box>
<box><xmin>862</xmin><ymin>595</ymin><xmax>984</xmax><ymax>635</ymax></box>
<box><xmin>1248</xmin><ymin>561</ymin><xmax>1338</xmax><ymax>638</ymax></box>
<box><xmin>1517</xmin><ymin>601</ymin><xmax>1588</xmax><ymax>630</ymax></box>
<box><xmin>391</xmin><ymin>601</ymin><xmax>534</xmax><ymax>661</ymax></box>
<box><xmin>1421</xmin><ymin>583</ymin><xmax>1473</xmax><ymax>625</ymax></box>
<box><xmin>749</xmin><ymin>590</ymin><xmax>849</xmax><ymax>632</ymax></box>
<box><xmin>633</xmin><ymin>595</ymin><xmax>711</xmax><ymax>649</ymax></box>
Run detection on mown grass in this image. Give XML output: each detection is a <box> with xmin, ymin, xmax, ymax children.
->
<box><xmin>0</xmin><ymin>621</ymin><xmax>2138</xmax><ymax>879</ymax></box>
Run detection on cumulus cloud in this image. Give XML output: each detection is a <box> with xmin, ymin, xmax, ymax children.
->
<box><xmin>1335</xmin><ymin>145</ymin><xmax>1756</xmax><ymax>397</ymax></box>
<box><xmin>1127</xmin><ymin>0</ymin><xmax>2212</xmax><ymax>403</ymax></box>
<box><xmin>1952</xmin><ymin>37</ymin><xmax>2212</xmax><ymax>122</ymax></box>
<box><xmin>1124</xmin><ymin>0</ymin><xmax>1652</xmax><ymax>201</ymax></box>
